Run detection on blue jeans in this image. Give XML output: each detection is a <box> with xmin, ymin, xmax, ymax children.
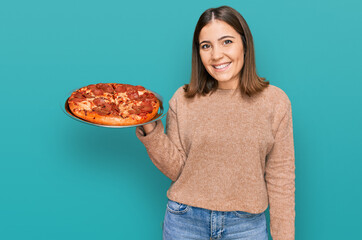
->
<box><xmin>163</xmin><ymin>199</ymin><xmax>268</xmax><ymax>240</ymax></box>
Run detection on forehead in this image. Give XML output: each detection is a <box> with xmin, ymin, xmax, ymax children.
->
<box><xmin>199</xmin><ymin>20</ymin><xmax>238</xmax><ymax>41</ymax></box>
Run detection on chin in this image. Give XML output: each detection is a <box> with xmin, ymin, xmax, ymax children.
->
<box><xmin>214</xmin><ymin>76</ymin><xmax>233</xmax><ymax>83</ymax></box>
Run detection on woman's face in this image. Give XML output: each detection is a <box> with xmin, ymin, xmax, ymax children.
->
<box><xmin>199</xmin><ymin>20</ymin><xmax>244</xmax><ymax>90</ymax></box>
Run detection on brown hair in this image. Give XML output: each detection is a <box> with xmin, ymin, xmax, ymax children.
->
<box><xmin>184</xmin><ymin>6</ymin><xmax>269</xmax><ymax>98</ymax></box>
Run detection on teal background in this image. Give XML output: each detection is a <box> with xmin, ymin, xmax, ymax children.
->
<box><xmin>1</xmin><ymin>0</ymin><xmax>361</xmax><ymax>239</ymax></box>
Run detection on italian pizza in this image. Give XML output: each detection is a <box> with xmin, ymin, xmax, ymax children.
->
<box><xmin>67</xmin><ymin>83</ymin><xmax>160</xmax><ymax>126</ymax></box>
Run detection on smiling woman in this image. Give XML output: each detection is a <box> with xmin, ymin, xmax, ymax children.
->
<box><xmin>198</xmin><ymin>20</ymin><xmax>245</xmax><ymax>89</ymax></box>
<box><xmin>136</xmin><ymin>5</ymin><xmax>295</xmax><ymax>240</ymax></box>
<box><xmin>185</xmin><ymin>5</ymin><xmax>269</xmax><ymax>97</ymax></box>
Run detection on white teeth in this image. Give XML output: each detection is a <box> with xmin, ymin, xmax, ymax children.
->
<box><xmin>214</xmin><ymin>63</ymin><xmax>230</xmax><ymax>69</ymax></box>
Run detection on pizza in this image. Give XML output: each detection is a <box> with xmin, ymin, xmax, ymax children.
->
<box><xmin>67</xmin><ymin>83</ymin><xmax>160</xmax><ymax>126</ymax></box>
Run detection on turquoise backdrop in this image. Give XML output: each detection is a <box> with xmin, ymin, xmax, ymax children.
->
<box><xmin>1</xmin><ymin>0</ymin><xmax>361</xmax><ymax>239</ymax></box>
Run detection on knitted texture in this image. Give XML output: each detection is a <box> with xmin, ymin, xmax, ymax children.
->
<box><xmin>136</xmin><ymin>84</ymin><xmax>295</xmax><ymax>240</ymax></box>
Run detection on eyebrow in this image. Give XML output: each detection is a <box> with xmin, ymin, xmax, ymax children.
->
<box><xmin>199</xmin><ymin>35</ymin><xmax>235</xmax><ymax>45</ymax></box>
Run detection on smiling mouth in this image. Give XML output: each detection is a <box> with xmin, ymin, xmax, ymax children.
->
<box><xmin>213</xmin><ymin>62</ymin><xmax>231</xmax><ymax>70</ymax></box>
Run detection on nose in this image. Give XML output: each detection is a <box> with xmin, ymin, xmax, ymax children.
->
<box><xmin>211</xmin><ymin>45</ymin><xmax>223</xmax><ymax>60</ymax></box>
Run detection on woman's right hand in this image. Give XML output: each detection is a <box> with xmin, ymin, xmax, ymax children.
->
<box><xmin>142</xmin><ymin>121</ymin><xmax>157</xmax><ymax>135</ymax></box>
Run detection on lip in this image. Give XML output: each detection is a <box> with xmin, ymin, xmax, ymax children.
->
<box><xmin>212</xmin><ymin>62</ymin><xmax>231</xmax><ymax>72</ymax></box>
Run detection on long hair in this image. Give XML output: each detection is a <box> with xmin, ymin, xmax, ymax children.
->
<box><xmin>184</xmin><ymin>6</ymin><xmax>269</xmax><ymax>98</ymax></box>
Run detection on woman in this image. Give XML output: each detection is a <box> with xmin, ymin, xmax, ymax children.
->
<box><xmin>136</xmin><ymin>5</ymin><xmax>295</xmax><ymax>240</ymax></box>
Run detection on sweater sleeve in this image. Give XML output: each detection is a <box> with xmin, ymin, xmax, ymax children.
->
<box><xmin>265</xmin><ymin>100</ymin><xmax>296</xmax><ymax>240</ymax></box>
<box><xmin>135</xmin><ymin>93</ymin><xmax>187</xmax><ymax>181</ymax></box>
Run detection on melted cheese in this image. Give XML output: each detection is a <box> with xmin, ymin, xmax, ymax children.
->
<box><xmin>76</xmin><ymin>101</ymin><xmax>92</xmax><ymax>111</ymax></box>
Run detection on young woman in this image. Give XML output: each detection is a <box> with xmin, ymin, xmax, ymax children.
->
<box><xmin>136</xmin><ymin>6</ymin><xmax>295</xmax><ymax>240</ymax></box>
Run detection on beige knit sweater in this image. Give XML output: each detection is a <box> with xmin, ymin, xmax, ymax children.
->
<box><xmin>136</xmin><ymin>84</ymin><xmax>295</xmax><ymax>240</ymax></box>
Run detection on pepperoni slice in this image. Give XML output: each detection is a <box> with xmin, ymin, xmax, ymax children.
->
<box><xmin>96</xmin><ymin>83</ymin><xmax>104</xmax><ymax>89</ymax></box>
<box><xmin>100</xmin><ymin>83</ymin><xmax>114</xmax><ymax>93</ymax></box>
<box><xmin>110</xmin><ymin>103</ymin><xmax>120</xmax><ymax>115</ymax></box>
<box><xmin>127</xmin><ymin>91</ymin><xmax>139</xmax><ymax>100</ymax></box>
<box><xmin>149</xmin><ymin>93</ymin><xmax>156</xmax><ymax>98</ymax></box>
<box><xmin>70</xmin><ymin>97</ymin><xmax>86</xmax><ymax>102</ymax></box>
<box><xmin>93</xmin><ymin>98</ymin><xmax>112</xmax><ymax>111</ymax></box>
<box><xmin>73</xmin><ymin>92</ymin><xmax>84</xmax><ymax>98</ymax></box>
<box><xmin>103</xmin><ymin>103</ymin><xmax>112</xmax><ymax>111</ymax></box>
<box><xmin>92</xmin><ymin>88</ymin><xmax>104</xmax><ymax>96</ymax></box>
<box><xmin>126</xmin><ymin>85</ymin><xmax>135</xmax><ymax>91</ymax></box>
<box><xmin>88</xmin><ymin>84</ymin><xmax>97</xmax><ymax>90</ymax></box>
<box><xmin>131</xmin><ymin>106</ymin><xmax>141</xmax><ymax>114</ymax></box>
<box><xmin>140</xmin><ymin>104</ymin><xmax>153</xmax><ymax>113</ymax></box>
<box><xmin>93</xmin><ymin>98</ymin><xmax>106</xmax><ymax>106</ymax></box>
<box><xmin>141</xmin><ymin>98</ymin><xmax>155</xmax><ymax>106</ymax></box>
<box><xmin>83</xmin><ymin>92</ymin><xmax>93</xmax><ymax>98</ymax></box>
<box><xmin>70</xmin><ymin>92</ymin><xmax>86</xmax><ymax>102</ymax></box>
<box><xmin>115</xmin><ymin>85</ymin><xmax>127</xmax><ymax>93</ymax></box>
<box><xmin>93</xmin><ymin>107</ymin><xmax>110</xmax><ymax>116</ymax></box>
<box><xmin>135</xmin><ymin>85</ymin><xmax>145</xmax><ymax>91</ymax></box>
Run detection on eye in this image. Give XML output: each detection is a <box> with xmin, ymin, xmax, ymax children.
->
<box><xmin>201</xmin><ymin>44</ymin><xmax>210</xmax><ymax>49</ymax></box>
<box><xmin>224</xmin><ymin>39</ymin><xmax>233</xmax><ymax>45</ymax></box>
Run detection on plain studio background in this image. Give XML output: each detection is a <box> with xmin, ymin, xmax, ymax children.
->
<box><xmin>0</xmin><ymin>0</ymin><xmax>361</xmax><ymax>239</ymax></box>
